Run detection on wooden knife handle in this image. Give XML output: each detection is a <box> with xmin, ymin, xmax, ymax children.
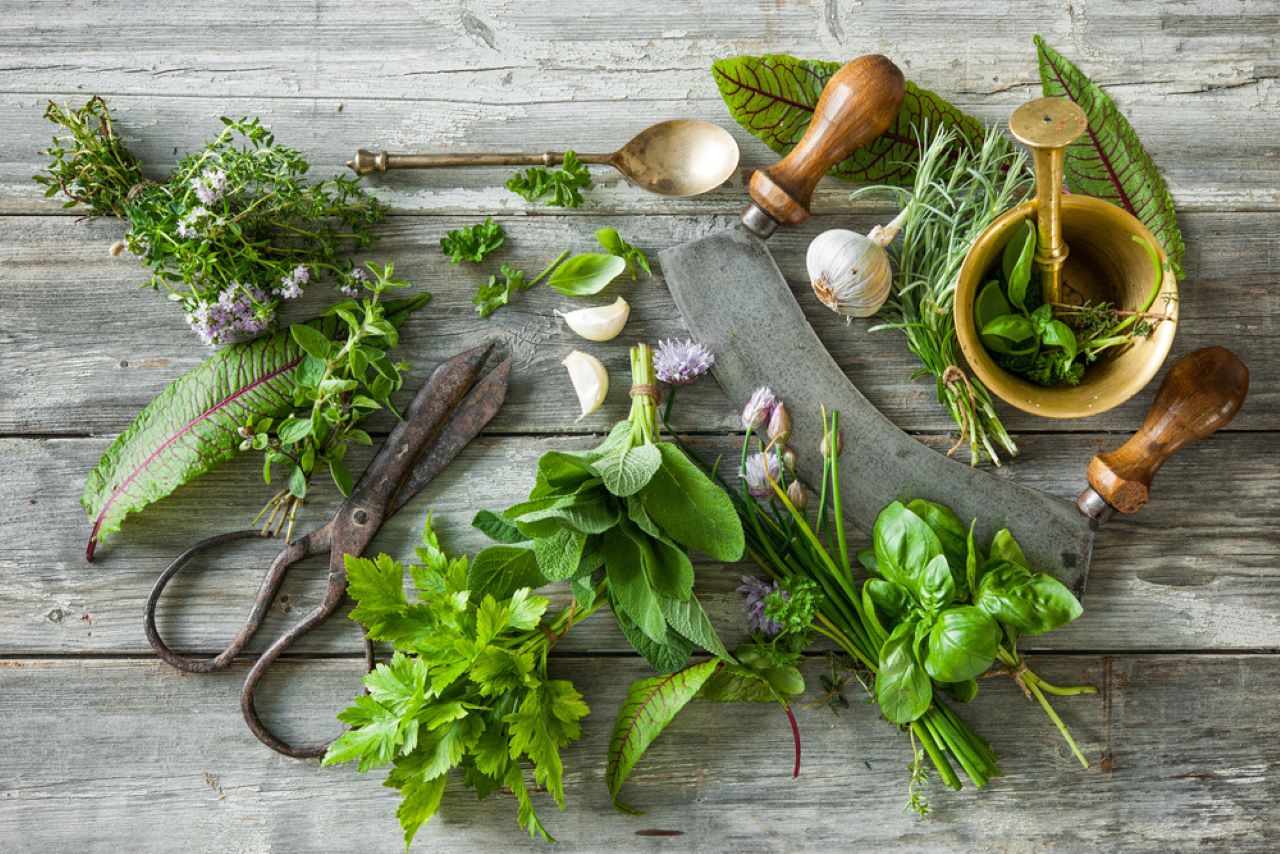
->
<box><xmin>1086</xmin><ymin>347</ymin><xmax>1248</xmax><ymax>513</ymax></box>
<box><xmin>745</xmin><ymin>54</ymin><xmax>905</xmax><ymax>232</ymax></box>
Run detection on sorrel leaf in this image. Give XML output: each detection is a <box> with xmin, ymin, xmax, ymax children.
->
<box><xmin>711</xmin><ymin>54</ymin><xmax>985</xmax><ymax>186</ymax></box>
<box><xmin>1034</xmin><ymin>35</ymin><xmax>1185</xmax><ymax>278</ymax></box>
<box><xmin>605</xmin><ymin>659</ymin><xmax>720</xmax><ymax>814</ymax></box>
<box><xmin>82</xmin><ymin>295</ymin><xmax>428</xmax><ymax>560</ymax></box>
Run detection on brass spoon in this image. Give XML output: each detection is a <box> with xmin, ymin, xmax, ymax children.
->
<box><xmin>348</xmin><ymin>119</ymin><xmax>740</xmax><ymax>198</ymax></box>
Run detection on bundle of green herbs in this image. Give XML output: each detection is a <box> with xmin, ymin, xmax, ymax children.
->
<box><xmin>324</xmin><ymin>516</ymin><xmax>602</xmax><ymax>846</ymax></box>
<box><xmin>670</xmin><ymin>389</ymin><xmax>1094</xmax><ymax>813</ymax></box>
<box><xmin>83</xmin><ymin>266</ymin><xmax>429</xmax><ymax>558</ymax></box>
<box><xmin>36</xmin><ymin>96</ymin><xmax>386</xmax><ymax>344</ymax></box>
<box><xmin>467</xmin><ymin>343</ymin><xmax>743</xmax><ymax>671</ymax></box>
<box><xmin>860</xmin><ymin>126</ymin><xmax>1032</xmax><ymax>465</ymax></box>
<box><xmin>977</xmin><ymin>221</ymin><xmax>1173</xmax><ymax>386</ymax></box>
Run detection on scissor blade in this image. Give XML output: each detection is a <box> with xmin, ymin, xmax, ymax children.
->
<box><xmin>391</xmin><ymin>359</ymin><xmax>511</xmax><ymax>516</ymax></box>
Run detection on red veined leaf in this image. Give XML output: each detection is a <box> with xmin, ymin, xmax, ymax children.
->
<box><xmin>711</xmin><ymin>54</ymin><xmax>987</xmax><ymax>186</ymax></box>
<box><xmin>82</xmin><ymin>294</ymin><xmax>429</xmax><ymax>561</ymax></box>
<box><xmin>605</xmin><ymin>659</ymin><xmax>720</xmax><ymax>815</ymax></box>
<box><xmin>1035</xmin><ymin>35</ymin><xmax>1185</xmax><ymax>278</ymax></box>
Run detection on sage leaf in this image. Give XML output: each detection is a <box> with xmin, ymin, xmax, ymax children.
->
<box><xmin>603</xmin><ymin>525</ymin><xmax>667</xmax><ymax>644</ymax></box>
<box><xmin>1035</xmin><ymin>35</ymin><xmax>1185</xmax><ymax>278</ymax></box>
<box><xmin>606</xmin><ymin>659</ymin><xmax>720</xmax><ymax>814</ymax></box>
<box><xmin>533</xmin><ymin>528</ymin><xmax>586</xmax><ymax>581</ymax></box>
<box><xmin>471</xmin><ymin>509</ymin><xmax>525</xmax><ymax>544</ymax></box>
<box><xmin>467</xmin><ymin>545</ymin><xmax>546</xmax><ymax>600</ymax></box>
<box><xmin>613</xmin><ymin>602</ymin><xmax>693</xmax><ymax>673</ymax></box>
<box><xmin>546</xmin><ymin>253</ymin><xmax>626</xmax><ymax>296</ymax></box>
<box><xmin>638</xmin><ymin>443</ymin><xmax>744</xmax><ymax>562</ymax></box>
<box><xmin>712</xmin><ymin>55</ymin><xmax>985</xmax><ymax>187</ymax></box>
<box><xmin>595</xmin><ymin>442</ymin><xmax>662</xmax><ymax>497</ymax></box>
<box><xmin>658</xmin><ymin>594</ymin><xmax>732</xmax><ymax>661</ymax></box>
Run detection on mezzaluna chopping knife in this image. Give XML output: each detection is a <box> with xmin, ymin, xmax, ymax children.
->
<box><xmin>659</xmin><ymin>54</ymin><xmax>1248</xmax><ymax>595</ymax></box>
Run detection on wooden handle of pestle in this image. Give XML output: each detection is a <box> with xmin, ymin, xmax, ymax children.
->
<box><xmin>744</xmin><ymin>54</ymin><xmax>905</xmax><ymax>231</ymax></box>
<box><xmin>1083</xmin><ymin>347</ymin><xmax>1249</xmax><ymax>514</ymax></box>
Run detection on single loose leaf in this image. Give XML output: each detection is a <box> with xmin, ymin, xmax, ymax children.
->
<box><xmin>81</xmin><ymin>296</ymin><xmax>428</xmax><ymax>562</ymax></box>
<box><xmin>1035</xmin><ymin>35</ymin><xmax>1185</xmax><ymax>278</ymax></box>
<box><xmin>606</xmin><ymin>659</ymin><xmax>720</xmax><ymax>814</ymax></box>
<box><xmin>711</xmin><ymin>54</ymin><xmax>985</xmax><ymax>186</ymax></box>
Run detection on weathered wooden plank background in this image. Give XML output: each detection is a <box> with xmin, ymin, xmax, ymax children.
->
<box><xmin>1</xmin><ymin>0</ymin><xmax>1277</xmax><ymax>850</ymax></box>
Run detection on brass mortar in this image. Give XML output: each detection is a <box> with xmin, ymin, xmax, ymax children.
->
<box><xmin>954</xmin><ymin>98</ymin><xmax>1178</xmax><ymax>419</ymax></box>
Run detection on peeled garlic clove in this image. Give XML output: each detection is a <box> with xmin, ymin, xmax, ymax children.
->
<box><xmin>562</xmin><ymin>350</ymin><xmax>608</xmax><ymax>420</ymax></box>
<box><xmin>555</xmin><ymin>296</ymin><xmax>631</xmax><ymax>342</ymax></box>
<box><xmin>806</xmin><ymin>228</ymin><xmax>893</xmax><ymax>318</ymax></box>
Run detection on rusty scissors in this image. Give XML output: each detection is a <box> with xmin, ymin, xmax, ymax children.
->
<box><xmin>144</xmin><ymin>344</ymin><xmax>509</xmax><ymax>757</ymax></box>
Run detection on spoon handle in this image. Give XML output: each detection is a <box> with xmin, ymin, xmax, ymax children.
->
<box><xmin>348</xmin><ymin>149</ymin><xmax>612</xmax><ymax>175</ymax></box>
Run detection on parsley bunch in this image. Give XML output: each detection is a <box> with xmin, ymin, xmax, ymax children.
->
<box><xmin>36</xmin><ymin>97</ymin><xmax>386</xmax><ymax>344</ymax></box>
<box><xmin>506</xmin><ymin>151</ymin><xmax>592</xmax><ymax>208</ymax></box>
<box><xmin>325</xmin><ymin>517</ymin><xmax>603</xmax><ymax>847</ymax></box>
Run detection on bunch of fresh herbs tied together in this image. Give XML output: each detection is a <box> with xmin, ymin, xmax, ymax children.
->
<box><xmin>36</xmin><ymin>96</ymin><xmax>386</xmax><ymax>345</ymax></box>
<box><xmin>35</xmin><ymin>97</ymin><xmax>433</xmax><ymax>557</ymax></box>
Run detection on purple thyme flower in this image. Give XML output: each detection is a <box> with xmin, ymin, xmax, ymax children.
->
<box><xmin>653</xmin><ymin>338</ymin><xmax>715</xmax><ymax>387</ymax></box>
<box><xmin>191</xmin><ymin>168</ymin><xmax>228</xmax><ymax>205</ymax></box>
<box><xmin>176</xmin><ymin>206</ymin><xmax>210</xmax><ymax>240</ymax></box>
<box><xmin>738</xmin><ymin>576</ymin><xmax>786</xmax><ymax>636</ymax></box>
<box><xmin>340</xmin><ymin>266</ymin><xmax>371</xmax><ymax>297</ymax></box>
<box><xmin>741</xmin><ymin>386</ymin><xmax>778</xmax><ymax>431</ymax></box>
<box><xmin>278</xmin><ymin>265</ymin><xmax>310</xmax><ymax>299</ymax></box>
<box><xmin>741</xmin><ymin>451</ymin><xmax>782</xmax><ymax>499</ymax></box>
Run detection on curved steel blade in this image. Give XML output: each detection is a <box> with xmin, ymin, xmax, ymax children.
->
<box><xmin>660</xmin><ymin>226</ymin><xmax>1094</xmax><ymax>594</ymax></box>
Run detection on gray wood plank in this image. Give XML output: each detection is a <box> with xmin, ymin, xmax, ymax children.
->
<box><xmin>3</xmin><ymin>432</ymin><xmax>1275</xmax><ymax>656</ymax></box>
<box><xmin>0</xmin><ymin>654</ymin><xmax>1275</xmax><ymax>851</ymax></box>
<box><xmin>2</xmin><ymin>0</ymin><xmax>1277</xmax><ymax>213</ymax></box>
<box><xmin>2</xmin><ymin>212</ymin><xmax>1273</xmax><ymax>436</ymax></box>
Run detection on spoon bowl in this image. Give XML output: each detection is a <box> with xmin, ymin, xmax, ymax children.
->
<box><xmin>611</xmin><ymin>119</ymin><xmax>740</xmax><ymax>197</ymax></box>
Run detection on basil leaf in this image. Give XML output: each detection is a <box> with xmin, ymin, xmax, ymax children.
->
<box><xmin>924</xmin><ymin>606</ymin><xmax>1000</xmax><ymax>683</ymax></box>
<box><xmin>875</xmin><ymin>619</ymin><xmax>932</xmax><ymax>724</ymax></box>
<box><xmin>975</xmin><ymin>560</ymin><xmax>1083</xmax><ymax>635</ymax></box>
<box><xmin>974</xmin><ymin>279</ymin><xmax>1012</xmax><ymax>331</ymax></box>
<box><xmin>981</xmin><ymin>313</ymin><xmax>1036</xmax><ymax>344</ymax></box>
<box><xmin>546</xmin><ymin>253</ymin><xmax>626</xmax><ymax>296</ymax></box>
<box><xmin>865</xmin><ymin>578</ymin><xmax>913</xmax><ymax>622</ymax></box>
<box><xmin>603</xmin><ymin>526</ymin><xmax>667</xmax><ymax>644</ymax></box>
<box><xmin>989</xmin><ymin>528</ymin><xmax>1028</xmax><ymax>568</ymax></box>
<box><xmin>941</xmin><ymin>679</ymin><xmax>979</xmax><ymax>704</ymax></box>
<box><xmin>1004</xmin><ymin>219</ymin><xmax>1037</xmax><ymax>310</ymax></box>
<box><xmin>965</xmin><ymin>519</ymin><xmax>983</xmax><ymax>595</ymax></box>
<box><xmin>1042</xmin><ymin>319</ymin><xmax>1079</xmax><ymax>361</ymax></box>
<box><xmin>919</xmin><ymin>553</ymin><xmax>956</xmax><ymax>615</ymax></box>
<box><xmin>906</xmin><ymin>498</ymin><xmax>970</xmax><ymax>597</ymax></box>
<box><xmin>638</xmin><ymin>443</ymin><xmax>745</xmax><ymax>562</ymax></box>
<box><xmin>872</xmin><ymin>501</ymin><xmax>944</xmax><ymax>599</ymax></box>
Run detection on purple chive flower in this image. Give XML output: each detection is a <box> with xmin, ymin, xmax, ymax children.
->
<box><xmin>741</xmin><ymin>387</ymin><xmax>778</xmax><ymax>431</ymax></box>
<box><xmin>738</xmin><ymin>576</ymin><xmax>786</xmax><ymax>636</ymax></box>
<box><xmin>767</xmin><ymin>401</ymin><xmax>792</xmax><ymax>444</ymax></box>
<box><xmin>191</xmin><ymin>168</ymin><xmax>229</xmax><ymax>205</ymax></box>
<box><xmin>653</xmin><ymin>338</ymin><xmax>715</xmax><ymax>387</ymax></box>
<box><xmin>741</xmin><ymin>451</ymin><xmax>782</xmax><ymax>499</ymax></box>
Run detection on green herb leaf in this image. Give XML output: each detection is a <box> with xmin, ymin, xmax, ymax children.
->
<box><xmin>467</xmin><ymin>545</ymin><xmax>547</xmax><ymax>600</ymax></box>
<box><xmin>1035</xmin><ymin>36</ymin><xmax>1185</xmax><ymax>278</ymax></box>
<box><xmin>440</xmin><ymin>217</ymin><xmax>505</xmax><ymax>264</ymax></box>
<box><xmin>506</xmin><ymin>150</ymin><xmax>592</xmax><ymax>208</ymax></box>
<box><xmin>594</xmin><ymin>441</ymin><xmax>662</xmax><ymax>497</ymax></box>
<box><xmin>638</xmin><ymin>443</ymin><xmax>745</xmax><ymax>562</ymax></box>
<box><xmin>1004</xmin><ymin>220</ymin><xmax>1037</xmax><ymax>310</ymax></box>
<box><xmin>595</xmin><ymin>227</ymin><xmax>650</xmax><ymax>279</ymax></box>
<box><xmin>613</xmin><ymin>602</ymin><xmax>694</xmax><ymax>672</ymax></box>
<box><xmin>976</xmin><ymin>560</ymin><xmax>1083</xmax><ymax>635</ymax></box>
<box><xmin>906</xmin><ymin>499</ymin><xmax>970</xmax><ymax>597</ymax></box>
<box><xmin>658</xmin><ymin>594</ymin><xmax>732</xmax><ymax>661</ymax></box>
<box><xmin>1042</xmin><ymin>319</ymin><xmax>1078</xmax><ymax>361</ymax></box>
<box><xmin>875</xmin><ymin>618</ymin><xmax>932</xmax><ymax>724</ymax></box>
<box><xmin>605</xmin><ymin>660</ymin><xmax>720</xmax><ymax>815</ymax></box>
<box><xmin>291</xmin><ymin>323</ymin><xmax>334</xmax><ymax>361</ymax></box>
<box><xmin>545</xmin><ymin>252</ymin><xmax>626</xmax><ymax>297</ymax></box>
<box><xmin>924</xmin><ymin>606</ymin><xmax>1000</xmax><ymax>683</ymax></box>
<box><xmin>532</xmin><ymin>527</ymin><xmax>586</xmax><ymax>581</ymax></box>
<box><xmin>712</xmin><ymin>56</ymin><xmax>985</xmax><ymax>187</ymax></box>
<box><xmin>473</xmin><ymin>264</ymin><xmax>530</xmax><ymax>318</ymax></box>
<box><xmin>603</xmin><ymin>524</ymin><xmax>667</xmax><ymax>644</ymax></box>
<box><xmin>872</xmin><ymin>501</ymin><xmax>944</xmax><ymax>601</ymax></box>
<box><xmin>471</xmin><ymin>509</ymin><xmax>525</xmax><ymax>544</ymax></box>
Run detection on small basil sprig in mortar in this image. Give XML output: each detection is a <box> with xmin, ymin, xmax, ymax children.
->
<box><xmin>469</xmin><ymin>343</ymin><xmax>745</xmax><ymax>671</ymax></box>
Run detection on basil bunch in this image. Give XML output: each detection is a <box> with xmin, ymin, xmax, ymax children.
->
<box><xmin>469</xmin><ymin>344</ymin><xmax>744</xmax><ymax>671</ymax></box>
<box><xmin>860</xmin><ymin>499</ymin><xmax>1083</xmax><ymax>724</ymax></box>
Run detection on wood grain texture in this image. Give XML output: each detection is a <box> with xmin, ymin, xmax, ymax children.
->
<box><xmin>2</xmin><ymin>0</ymin><xmax>1278</xmax><ymax>848</ymax></box>
<box><xmin>0</xmin><ymin>655</ymin><xmax>1276</xmax><ymax>851</ymax></box>
<box><xmin>3</xmin><ymin>432</ymin><xmax>1276</xmax><ymax>656</ymax></box>
<box><xmin>2</xmin><ymin>212</ymin><xmax>1274</xmax><ymax>436</ymax></box>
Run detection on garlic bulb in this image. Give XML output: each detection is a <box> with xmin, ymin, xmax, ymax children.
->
<box><xmin>562</xmin><ymin>350</ymin><xmax>608</xmax><ymax>420</ymax></box>
<box><xmin>555</xmin><ymin>296</ymin><xmax>630</xmax><ymax>342</ymax></box>
<box><xmin>806</xmin><ymin>210</ymin><xmax>906</xmax><ymax>318</ymax></box>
